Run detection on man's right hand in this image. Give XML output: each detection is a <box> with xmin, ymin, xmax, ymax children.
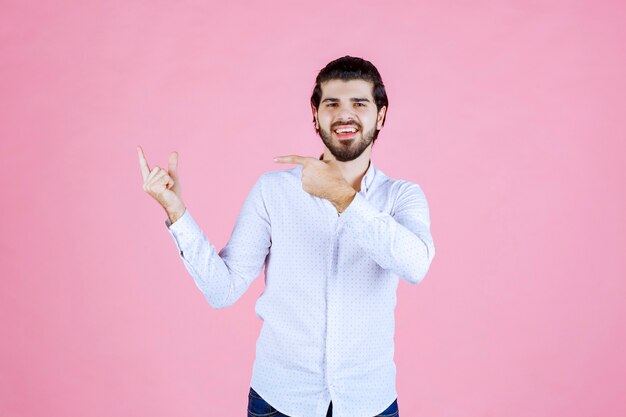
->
<box><xmin>137</xmin><ymin>145</ymin><xmax>186</xmax><ymax>223</ymax></box>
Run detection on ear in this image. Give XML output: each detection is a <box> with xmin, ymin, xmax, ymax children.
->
<box><xmin>376</xmin><ymin>106</ymin><xmax>387</xmax><ymax>130</ymax></box>
<box><xmin>311</xmin><ymin>104</ymin><xmax>319</xmax><ymax>130</ymax></box>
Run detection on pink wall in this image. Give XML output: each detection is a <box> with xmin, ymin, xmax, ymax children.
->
<box><xmin>1</xmin><ymin>1</ymin><xmax>625</xmax><ymax>416</ymax></box>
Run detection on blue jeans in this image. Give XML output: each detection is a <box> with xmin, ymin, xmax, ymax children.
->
<box><xmin>247</xmin><ymin>387</ymin><xmax>399</xmax><ymax>417</ymax></box>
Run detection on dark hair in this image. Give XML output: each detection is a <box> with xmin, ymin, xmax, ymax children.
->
<box><xmin>310</xmin><ymin>56</ymin><xmax>389</xmax><ymax>127</ymax></box>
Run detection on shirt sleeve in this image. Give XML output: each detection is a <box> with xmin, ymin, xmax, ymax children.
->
<box><xmin>164</xmin><ymin>175</ymin><xmax>271</xmax><ymax>308</ymax></box>
<box><xmin>336</xmin><ymin>181</ymin><xmax>435</xmax><ymax>284</ymax></box>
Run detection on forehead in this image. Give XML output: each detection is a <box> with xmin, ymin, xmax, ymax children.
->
<box><xmin>320</xmin><ymin>79</ymin><xmax>375</xmax><ymax>99</ymax></box>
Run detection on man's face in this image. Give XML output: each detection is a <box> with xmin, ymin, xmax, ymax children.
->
<box><xmin>312</xmin><ymin>79</ymin><xmax>386</xmax><ymax>162</ymax></box>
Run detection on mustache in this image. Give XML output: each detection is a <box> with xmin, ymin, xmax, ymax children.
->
<box><xmin>330</xmin><ymin>121</ymin><xmax>361</xmax><ymax>129</ymax></box>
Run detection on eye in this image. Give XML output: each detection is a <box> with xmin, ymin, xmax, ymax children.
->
<box><xmin>326</xmin><ymin>103</ymin><xmax>337</xmax><ymax>107</ymax></box>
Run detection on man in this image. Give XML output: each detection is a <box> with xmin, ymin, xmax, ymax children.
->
<box><xmin>138</xmin><ymin>56</ymin><xmax>435</xmax><ymax>417</ymax></box>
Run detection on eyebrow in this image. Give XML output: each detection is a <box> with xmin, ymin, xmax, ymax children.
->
<box><xmin>321</xmin><ymin>97</ymin><xmax>371</xmax><ymax>103</ymax></box>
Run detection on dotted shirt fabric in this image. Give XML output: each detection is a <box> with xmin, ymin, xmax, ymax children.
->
<box><xmin>164</xmin><ymin>159</ymin><xmax>435</xmax><ymax>417</ymax></box>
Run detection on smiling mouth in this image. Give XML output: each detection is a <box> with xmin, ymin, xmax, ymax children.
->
<box><xmin>333</xmin><ymin>126</ymin><xmax>359</xmax><ymax>140</ymax></box>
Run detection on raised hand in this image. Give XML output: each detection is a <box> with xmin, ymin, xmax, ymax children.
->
<box><xmin>273</xmin><ymin>154</ymin><xmax>356</xmax><ymax>213</ymax></box>
<box><xmin>138</xmin><ymin>145</ymin><xmax>186</xmax><ymax>223</ymax></box>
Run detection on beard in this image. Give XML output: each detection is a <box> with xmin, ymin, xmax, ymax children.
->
<box><xmin>318</xmin><ymin>122</ymin><xmax>380</xmax><ymax>162</ymax></box>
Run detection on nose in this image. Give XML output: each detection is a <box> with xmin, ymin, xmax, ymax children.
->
<box><xmin>334</xmin><ymin>102</ymin><xmax>356</xmax><ymax>120</ymax></box>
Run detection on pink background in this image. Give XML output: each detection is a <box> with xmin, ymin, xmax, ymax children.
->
<box><xmin>1</xmin><ymin>1</ymin><xmax>625</xmax><ymax>416</ymax></box>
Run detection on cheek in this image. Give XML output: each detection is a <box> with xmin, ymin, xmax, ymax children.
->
<box><xmin>363</xmin><ymin>114</ymin><xmax>377</xmax><ymax>127</ymax></box>
<box><xmin>319</xmin><ymin>114</ymin><xmax>333</xmax><ymax>127</ymax></box>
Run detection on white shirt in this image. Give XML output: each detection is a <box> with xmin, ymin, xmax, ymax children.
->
<box><xmin>164</xmin><ymin>157</ymin><xmax>435</xmax><ymax>417</ymax></box>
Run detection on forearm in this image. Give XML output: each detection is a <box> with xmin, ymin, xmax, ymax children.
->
<box><xmin>166</xmin><ymin>210</ymin><xmax>237</xmax><ymax>308</ymax></box>
<box><xmin>337</xmin><ymin>191</ymin><xmax>435</xmax><ymax>284</ymax></box>
<box><xmin>164</xmin><ymin>176</ymin><xmax>271</xmax><ymax>308</ymax></box>
<box><xmin>331</xmin><ymin>186</ymin><xmax>357</xmax><ymax>215</ymax></box>
<box><xmin>165</xmin><ymin>202</ymin><xmax>186</xmax><ymax>224</ymax></box>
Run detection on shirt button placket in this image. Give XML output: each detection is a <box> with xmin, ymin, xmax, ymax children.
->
<box><xmin>325</xmin><ymin>207</ymin><xmax>340</xmax><ymax>397</ymax></box>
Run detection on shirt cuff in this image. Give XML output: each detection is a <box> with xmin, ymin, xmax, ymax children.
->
<box><xmin>164</xmin><ymin>208</ymin><xmax>199</xmax><ymax>256</ymax></box>
<box><xmin>164</xmin><ymin>208</ymin><xmax>191</xmax><ymax>229</ymax></box>
<box><xmin>336</xmin><ymin>191</ymin><xmax>382</xmax><ymax>234</ymax></box>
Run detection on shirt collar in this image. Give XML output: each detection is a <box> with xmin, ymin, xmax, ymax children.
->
<box><xmin>318</xmin><ymin>153</ymin><xmax>377</xmax><ymax>194</ymax></box>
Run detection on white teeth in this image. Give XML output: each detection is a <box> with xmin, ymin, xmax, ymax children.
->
<box><xmin>335</xmin><ymin>128</ymin><xmax>357</xmax><ymax>133</ymax></box>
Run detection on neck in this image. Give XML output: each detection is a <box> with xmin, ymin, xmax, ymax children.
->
<box><xmin>320</xmin><ymin>146</ymin><xmax>371</xmax><ymax>192</ymax></box>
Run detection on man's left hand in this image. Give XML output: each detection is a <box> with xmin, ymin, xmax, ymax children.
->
<box><xmin>273</xmin><ymin>155</ymin><xmax>357</xmax><ymax>213</ymax></box>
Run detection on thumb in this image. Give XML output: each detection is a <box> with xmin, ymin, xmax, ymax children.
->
<box><xmin>168</xmin><ymin>151</ymin><xmax>179</xmax><ymax>179</ymax></box>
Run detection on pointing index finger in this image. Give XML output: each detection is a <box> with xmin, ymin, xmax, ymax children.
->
<box><xmin>273</xmin><ymin>155</ymin><xmax>313</xmax><ymax>165</ymax></box>
<box><xmin>137</xmin><ymin>146</ymin><xmax>151</xmax><ymax>181</ymax></box>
